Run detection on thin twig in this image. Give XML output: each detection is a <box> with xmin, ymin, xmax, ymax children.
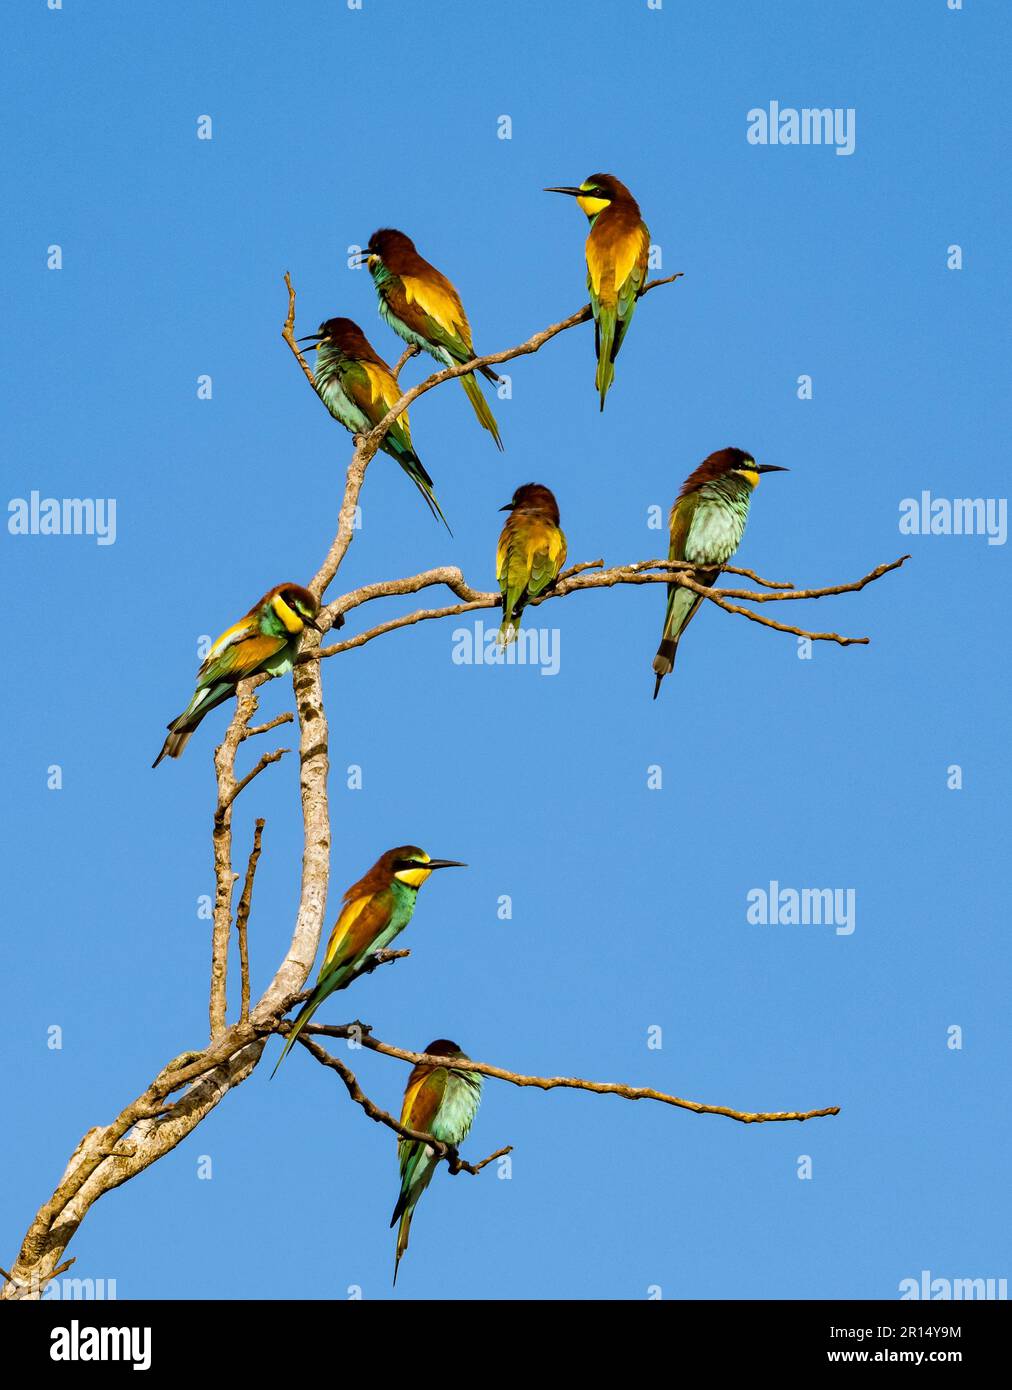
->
<box><xmin>281</xmin><ymin>272</ymin><xmax>316</xmax><ymax>388</ymax></box>
<box><xmin>392</xmin><ymin>344</ymin><xmax>420</xmax><ymax>379</ymax></box>
<box><xmin>448</xmin><ymin>1145</ymin><xmax>513</xmax><ymax>1177</ymax></box>
<box><xmin>675</xmin><ymin>554</ymin><xmax>911</xmax><ymax>604</ymax></box>
<box><xmin>283</xmin><ymin>271</ymin><xmax>683</xmax><ymax>601</ymax></box>
<box><xmin>294</xmin><ymin>1035</ymin><xmax>509</xmax><ymax>1174</ymax></box>
<box><xmin>362</xmin><ymin>274</ymin><xmax>685</xmax><ymax>453</ymax></box>
<box><xmin>298</xmin><ymin>555</ymin><xmax>909</xmax><ymax>662</ymax></box>
<box><xmin>218</xmin><ymin>748</ymin><xmax>289</xmax><ymax>816</ymax></box>
<box><xmin>244</xmin><ymin>711</ymin><xmax>294</xmax><ymax>739</ymax></box>
<box><xmin>296</xmin><ymin>1025</ymin><xmax>840</xmax><ymax>1126</ymax></box>
<box><xmin>235</xmin><ymin>819</ymin><xmax>265</xmax><ymax>1024</ymax></box>
<box><xmin>0</xmin><ymin>1256</ymin><xmax>76</xmax><ymax>1302</ymax></box>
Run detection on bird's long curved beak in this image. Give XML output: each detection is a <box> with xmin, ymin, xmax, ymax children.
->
<box><xmin>297</xmin><ymin>333</ymin><xmax>323</xmax><ymax>344</ymax></box>
<box><xmin>544</xmin><ymin>186</ymin><xmax>583</xmax><ymax>196</ymax></box>
<box><xmin>499</xmin><ymin>502</ymin><xmax>515</xmax><ymax>512</ymax></box>
<box><xmin>306</xmin><ymin>615</ymin><xmax>323</xmax><ymax>632</ymax></box>
<box><xmin>350</xmin><ymin>250</ymin><xmax>372</xmax><ymax>265</ymax></box>
<box><xmin>426</xmin><ymin>859</ymin><xmax>467</xmax><ymax>870</ymax></box>
<box><xmin>756</xmin><ymin>464</ymin><xmax>789</xmax><ymax>474</ymax></box>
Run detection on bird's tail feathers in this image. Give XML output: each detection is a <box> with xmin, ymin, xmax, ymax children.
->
<box><xmin>408</xmin><ymin>464</ymin><xmax>453</xmax><ymax>535</ymax></box>
<box><xmin>478</xmin><ymin>363</ymin><xmax>502</xmax><ymax>385</ymax></box>
<box><xmin>652</xmin><ymin>588</ymin><xmax>705</xmax><ymax>698</ymax></box>
<box><xmin>497</xmin><ymin>591</ymin><xmax>525</xmax><ymax>646</ymax></box>
<box><xmin>153</xmin><ymin>682</ymin><xmax>233</xmax><ymax>767</ymax></box>
<box><xmin>419</xmin><ymin>484</ymin><xmax>453</xmax><ymax>535</ymax></box>
<box><xmin>460</xmin><ymin>372</ymin><xmax>504</xmax><ymax>450</ymax></box>
<box><xmin>389</xmin><ymin>440</ymin><xmax>453</xmax><ymax>534</ymax></box>
<box><xmin>595</xmin><ymin>311</ymin><xmax>617</xmax><ymax>411</ymax></box>
<box><xmin>391</xmin><ymin>1201</ymin><xmax>414</xmax><ymax>1286</ymax></box>
<box><xmin>270</xmin><ymin>990</ymin><xmax>323</xmax><ymax>1078</ymax></box>
<box><xmin>152</xmin><ymin>722</ymin><xmax>194</xmax><ymax>768</ymax></box>
<box><xmin>652</xmin><ymin>640</ymin><xmax>677</xmax><ymax>699</ymax></box>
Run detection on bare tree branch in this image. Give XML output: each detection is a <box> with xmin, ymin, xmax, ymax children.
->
<box><xmin>283</xmin><ymin>270</ymin><xmax>682</xmax><ymax>602</ymax></box>
<box><xmin>392</xmin><ymin>344</ymin><xmax>420</xmax><ymax>379</ymax></box>
<box><xmin>299</xmin><ymin>1025</ymin><xmax>841</xmax><ymax>1126</ymax></box>
<box><xmin>1</xmin><ymin>1256</ymin><xmax>76</xmax><ymax>1303</ymax></box>
<box><xmin>235</xmin><ymin>819</ymin><xmax>265</xmax><ymax>1024</ymax></box>
<box><xmin>294</xmin><ymin>555</ymin><xmax>910</xmax><ymax>662</ymax></box>
<box><xmin>220</xmin><ymin>747</ymin><xmax>289</xmax><ymax>813</ymax></box>
<box><xmin>244</xmin><ymin>711</ymin><xmax>294</xmax><ymax>739</ymax></box>
<box><xmin>281</xmin><ymin>271</ymin><xmax>316</xmax><ymax>390</ymax></box>
<box><xmin>362</xmin><ymin>273</ymin><xmax>685</xmax><ymax>452</ymax></box>
<box><xmin>3</xmin><ymin>264</ymin><xmax>856</xmax><ymax>1300</ymax></box>
<box><xmin>210</xmin><ymin>681</ymin><xmax>259</xmax><ymax>1037</ymax></box>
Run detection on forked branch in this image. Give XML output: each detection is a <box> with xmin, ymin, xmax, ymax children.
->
<box><xmin>3</xmin><ymin>263</ymin><xmax>862</xmax><ymax>1302</ymax></box>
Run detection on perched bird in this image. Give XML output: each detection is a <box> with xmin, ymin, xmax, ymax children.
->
<box><xmin>391</xmin><ymin>1039</ymin><xmax>482</xmax><ymax>1285</ymax></box>
<box><xmin>496</xmin><ymin>483</ymin><xmax>567</xmax><ymax>644</ymax></box>
<box><xmin>357</xmin><ymin>228</ymin><xmax>503</xmax><ymax>450</ymax></box>
<box><xmin>153</xmin><ymin>583</ymin><xmax>320</xmax><ymax>766</ymax></box>
<box><xmin>652</xmin><ymin>448</ymin><xmax>787</xmax><ymax>697</ymax></box>
<box><xmin>545</xmin><ymin>174</ymin><xmax>650</xmax><ymax>410</ymax></box>
<box><xmin>271</xmin><ymin>848</ymin><xmax>466</xmax><ymax>1076</ymax></box>
<box><xmin>298</xmin><ymin>317</ymin><xmax>451</xmax><ymax>532</ymax></box>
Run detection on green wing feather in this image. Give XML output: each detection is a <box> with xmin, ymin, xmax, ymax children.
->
<box><xmin>652</xmin><ymin>493</ymin><xmax>704</xmax><ymax>697</ymax></box>
<box><xmin>383</xmin><ymin>276</ymin><xmax>503</xmax><ymax>449</ymax></box>
<box><xmin>271</xmin><ymin>889</ymin><xmax>395</xmax><ymax>1076</ymax></box>
<box><xmin>589</xmin><ymin>219</ymin><xmax>649</xmax><ymax>410</ymax></box>
<box><xmin>528</xmin><ymin>527</ymin><xmax>567</xmax><ymax>597</ymax></box>
<box><xmin>416</xmin><ymin>309</ymin><xmax>472</xmax><ymax>362</ymax></box>
<box><xmin>341</xmin><ymin>361</ymin><xmax>415</xmax><ymax>458</ymax></box>
<box><xmin>396</xmin><ymin>1070</ymin><xmax>449</xmax><ymax>1195</ymax></box>
<box><xmin>198</xmin><ymin>630</ymin><xmax>287</xmax><ymax>689</ymax></box>
<box><xmin>497</xmin><ymin>520</ymin><xmax>567</xmax><ymax>643</ymax></box>
<box><xmin>342</xmin><ymin>361</ymin><xmax>452</xmax><ymax>531</ymax></box>
<box><xmin>612</xmin><ymin>256</ymin><xmax>647</xmax><ymax>361</ymax></box>
<box><xmin>391</xmin><ymin>1068</ymin><xmax>449</xmax><ymax>1283</ymax></box>
<box><xmin>588</xmin><ymin>271</ymin><xmax>616</xmax><ymax>412</ymax></box>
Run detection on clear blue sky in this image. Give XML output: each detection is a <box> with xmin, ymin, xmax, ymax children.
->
<box><xmin>2</xmin><ymin>0</ymin><xmax>1009</xmax><ymax>1300</ymax></box>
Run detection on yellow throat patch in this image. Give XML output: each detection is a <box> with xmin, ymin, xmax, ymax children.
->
<box><xmin>271</xmin><ymin>593</ymin><xmax>305</xmax><ymax>634</ymax></box>
<box><xmin>577</xmin><ymin>193</ymin><xmax>611</xmax><ymax>218</ymax></box>
<box><xmin>394</xmin><ymin>865</ymin><xmax>433</xmax><ymax>889</ymax></box>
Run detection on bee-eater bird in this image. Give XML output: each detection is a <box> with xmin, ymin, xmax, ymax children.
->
<box><xmin>391</xmin><ymin>1039</ymin><xmax>482</xmax><ymax>1285</ymax></box>
<box><xmin>356</xmin><ymin>228</ymin><xmax>504</xmax><ymax>451</ymax></box>
<box><xmin>297</xmin><ymin>317</ymin><xmax>451</xmax><ymax>532</ymax></box>
<box><xmin>153</xmin><ymin>583</ymin><xmax>320</xmax><ymax>766</ymax></box>
<box><xmin>652</xmin><ymin>448</ymin><xmax>788</xmax><ymax>698</ymax></box>
<box><xmin>496</xmin><ymin>483</ymin><xmax>567</xmax><ymax>645</ymax></box>
<box><xmin>271</xmin><ymin>848</ymin><xmax>466</xmax><ymax>1076</ymax></box>
<box><xmin>545</xmin><ymin>174</ymin><xmax>650</xmax><ymax>410</ymax></box>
